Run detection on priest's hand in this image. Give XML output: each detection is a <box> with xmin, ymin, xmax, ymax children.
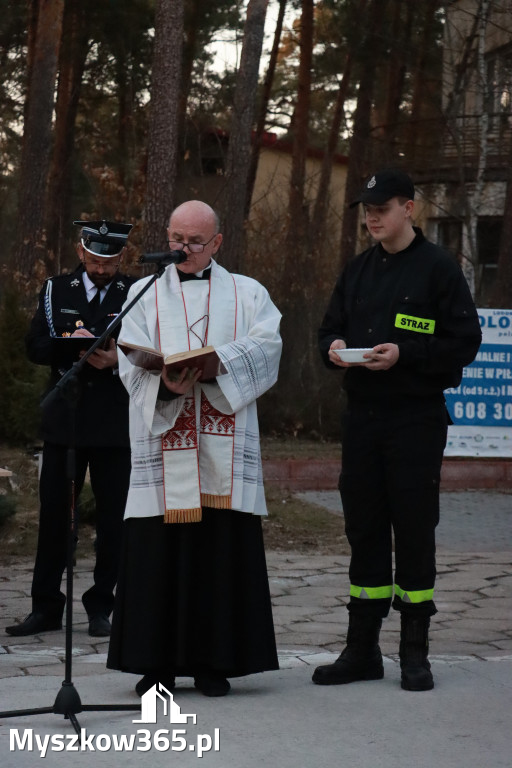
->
<box><xmin>161</xmin><ymin>365</ymin><xmax>202</xmax><ymax>394</ymax></box>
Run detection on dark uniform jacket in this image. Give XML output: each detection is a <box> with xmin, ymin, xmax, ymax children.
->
<box><xmin>26</xmin><ymin>265</ymin><xmax>137</xmax><ymax>447</ymax></box>
<box><xmin>318</xmin><ymin>228</ymin><xmax>482</xmax><ymax>402</ymax></box>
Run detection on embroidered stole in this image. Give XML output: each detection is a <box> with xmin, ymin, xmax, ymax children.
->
<box><xmin>157</xmin><ymin>265</ymin><xmax>237</xmax><ymax>523</ymax></box>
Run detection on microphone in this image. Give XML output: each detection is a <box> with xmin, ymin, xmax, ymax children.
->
<box><xmin>139</xmin><ymin>250</ymin><xmax>187</xmax><ymax>265</ymax></box>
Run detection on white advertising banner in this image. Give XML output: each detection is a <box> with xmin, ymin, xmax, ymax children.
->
<box><xmin>444</xmin><ymin>309</ymin><xmax>512</xmax><ymax>457</ymax></box>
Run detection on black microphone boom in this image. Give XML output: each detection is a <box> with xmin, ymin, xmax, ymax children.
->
<box><xmin>139</xmin><ymin>250</ymin><xmax>186</xmax><ymax>265</ymax></box>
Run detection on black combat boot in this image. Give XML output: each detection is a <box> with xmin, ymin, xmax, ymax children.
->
<box><xmin>312</xmin><ymin>613</ymin><xmax>384</xmax><ymax>685</ymax></box>
<box><xmin>399</xmin><ymin>613</ymin><xmax>434</xmax><ymax>691</ymax></box>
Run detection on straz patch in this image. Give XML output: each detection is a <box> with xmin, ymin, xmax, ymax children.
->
<box><xmin>395</xmin><ymin>313</ymin><xmax>435</xmax><ymax>334</ymax></box>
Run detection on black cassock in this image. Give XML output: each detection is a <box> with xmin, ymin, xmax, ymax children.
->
<box><xmin>108</xmin><ymin>508</ymin><xmax>279</xmax><ymax>679</ymax></box>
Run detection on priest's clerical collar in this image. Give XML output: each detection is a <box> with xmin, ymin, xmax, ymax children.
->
<box><xmin>178</xmin><ymin>265</ymin><xmax>212</xmax><ymax>282</ymax></box>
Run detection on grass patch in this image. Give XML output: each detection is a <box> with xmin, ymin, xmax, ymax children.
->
<box><xmin>261</xmin><ymin>435</ymin><xmax>340</xmax><ymax>461</ymax></box>
<box><xmin>263</xmin><ymin>484</ymin><xmax>348</xmax><ymax>555</ymax></box>
<box><xmin>0</xmin><ymin>443</ymin><xmax>96</xmax><ymax>563</ymax></box>
<box><xmin>0</xmin><ymin>494</ymin><xmax>17</xmax><ymax>525</ymax></box>
<box><xmin>0</xmin><ymin>444</ymin><xmax>40</xmax><ymax>561</ymax></box>
<box><xmin>0</xmin><ymin>440</ymin><xmax>345</xmax><ymax>559</ymax></box>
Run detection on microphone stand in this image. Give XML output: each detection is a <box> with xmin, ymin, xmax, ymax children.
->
<box><xmin>0</xmin><ymin>253</ymin><xmax>183</xmax><ymax>734</ymax></box>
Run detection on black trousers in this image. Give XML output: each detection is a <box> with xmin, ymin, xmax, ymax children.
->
<box><xmin>339</xmin><ymin>397</ymin><xmax>448</xmax><ymax>618</ymax></box>
<box><xmin>31</xmin><ymin>442</ymin><xmax>131</xmax><ymax>619</ymax></box>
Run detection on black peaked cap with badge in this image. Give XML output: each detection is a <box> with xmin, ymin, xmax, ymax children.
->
<box><xmin>74</xmin><ymin>220</ymin><xmax>133</xmax><ymax>257</ymax></box>
<box><xmin>349</xmin><ymin>169</ymin><xmax>415</xmax><ymax>208</ymax></box>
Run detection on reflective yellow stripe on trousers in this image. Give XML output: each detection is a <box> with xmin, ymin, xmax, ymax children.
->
<box><xmin>394</xmin><ymin>585</ymin><xmax>434</xmax><ymax>603</ymax></box>
<box><xmin>350</xmin><ymin>584</ymin><xmax>393</xmax><ymax>599</ymax></box>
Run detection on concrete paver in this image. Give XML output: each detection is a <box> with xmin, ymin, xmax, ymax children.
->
<box><xmin>0</xmin><ymin>490</ymin><xmax>511</xmax><ymax>767</ymax></box>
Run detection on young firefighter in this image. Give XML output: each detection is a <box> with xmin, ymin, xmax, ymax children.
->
<box><xmin>314</xmin><ymin>170</ymin><xmax>481</xmax><ymax>691</ymax></box>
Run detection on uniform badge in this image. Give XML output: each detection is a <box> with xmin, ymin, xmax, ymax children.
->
<box><xmin>367</xmin><ymin>176</ymin><xmax>377</xmax><ymax>189</ymax></box>
<box><xmin>116</xmin><ymin>280</ymin><xmax>126</xmax><ymax>290</ymax></box>
<box><xmin>70</xmin><ymin>278</ymin><xmax>80</xmax><ymax>287</ymax></box>
<box><xmin>62</xmin><ymin>332</ymin><xmax>71</xmax><ymax>337</ymax></box>
<box><xmin>76</xmin><ymin>320</ymin><xmax>84</xmax><ymax>328</ymax></box>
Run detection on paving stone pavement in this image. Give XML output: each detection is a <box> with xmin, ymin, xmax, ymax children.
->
<box><xmin>0</xmin><ymin>490</ymin><xmax>511</xmax><ymax>768</ymax></box>
<box><xmin>0</xmin><ymin>490</ymin><xmax>511</xmax><ymax>678</ymax></box>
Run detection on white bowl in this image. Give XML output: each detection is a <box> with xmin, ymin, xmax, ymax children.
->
<box><xmin>334</xmin><ymin>348</ymin><xmax>373</xmax><ymax>363</ymax></box>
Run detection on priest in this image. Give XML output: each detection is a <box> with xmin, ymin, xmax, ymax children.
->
<box><xmin>107</xmin><ymin>200</ymin><xmax>282</xmax><ymax>698</ymax></box>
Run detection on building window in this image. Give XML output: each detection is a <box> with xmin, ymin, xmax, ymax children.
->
<box><xmin>486</xmin><ymin>44</ymin><xmax>512</xmax><ymax>130</ymax></box>
<box><xmin>436</xmin><ymin>218</ymin><xmax>462</xmax><ymax>260</ymax></box>
<box><xmin>477</xmin><ymin>217</ymin><xmax>501</xmax><ymax>304</ymax></box>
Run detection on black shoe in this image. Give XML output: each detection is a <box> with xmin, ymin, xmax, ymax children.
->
<box><xmin>194</xmin><ymin>674</ymin><xmax>231</xmax><ymax>697</ymax></box>
<box><xmin>312</xmin><ymin>614</ymin><xmax>384</xmax><ymax>686</ymax></box>
<box><xmin>401</xmin><ymin>661</ymin><xmax>434</xmax><ymax>691</ymax></box>
<box><xmin>5</xmin><ymin>612</ymin><xmax>62</xmax><ymax>637</ymax></box>
<box><xmin>135</xmin><ymin>674</ymin><xmax>176</xmax><ymax>697</ymax></box>
<box><xmin>312</xmin><ymin>646</ymin><xmax>384</xmax><ymax>685</ymax></box>
<box><xmin>88</xmin><ymin>614</ymin><xmax>111</xmax><ymax>637</ymax></box>
<box><xmin>399</xmin><ymin>613</ymin><xmax>434</xmax><ymax>691</ymax></box>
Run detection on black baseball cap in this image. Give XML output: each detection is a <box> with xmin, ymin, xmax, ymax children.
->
<box><xmin>349</xmin><ymin>169</ymin><xmax>415</xmax><ymax>208</ymax></box>
<box><xmin>73</xmin><ymin>219</ymin><xmax>133</xmax><ymax>257</ymax></box>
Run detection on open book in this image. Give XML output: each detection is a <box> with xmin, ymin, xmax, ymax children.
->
<box><xmin>118</xmin><ymin>342</ymin><xmax>226</xmax><ymax>382</ymax></box>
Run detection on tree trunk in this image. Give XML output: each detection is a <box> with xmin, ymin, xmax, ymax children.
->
<box><xmin>220</xmin><ymin>0</ymin><xmax>269</xmax><ymax>273</ymax></box>
<box><xmin>492</xmin><ymin>145</ymin><xmax>512</xmax><ymax>307</ymax></box>
<box><xmin>244</xmin><ymin>0</ymin><xmax>287</xmax><ymax>218</ymax></box>
<box><xmin>339</xmin><ymin>0</ymin><xmax>389</xmax><ymax>269</ymax></box>
<box><xmin>13</xmin><ymin>0</ymin><xmax>65</xmax><ymax>281</ymax></box>
<box><xmin>310</xmin><ymin>52</ymin><xmax>352</xmax><ymax>245</ymax></box>
<box><xmin>406</xmin><ymin>0</ymin><xmax>441</xmax><ymax>166</ymax></box>
<box><xmin>116</xmin><ymin>50</ymin><xmax>130</xmax><ymax>188</ymax></box>
<box><xmin>378</xmin><ymin>0</ymin><xmax>413</xmax><ymax>160</ymax></box>
<box><xmin>442</xmin><ymin>0</ymin><xmax>484</xmax><ymax>297</ymax></box>
<box><xmin>144</xmin><ymin>0</ymin><xmax>184</xmax><ymax>253</ymax></box>
<box><xmin>46</xmin><ymin>0</ymin><xmax>89</xmax><ymax>273</ymax></box>
<box><xmin>178</xmin><ymin>0</ymin><xmax>201</xmax><ymax>145</ymax></box>
<box><xmin>25</xmin><ymin>0</ymin><xmax>39</xmax><ymax>119</ymax></box>
<box><xmin>277</xmin><ymin>0</ymin><xmax>318</xmax><ymax>434</ymax></box>
<box><xmin>466</xmin><ymin>0</ymin><xmax>490</xmax><ymax>298</ymax></box>
<box><xmin>287</xmin><ymin>0</ymin><xmax>314</xmax><ymax>250</ymax></box>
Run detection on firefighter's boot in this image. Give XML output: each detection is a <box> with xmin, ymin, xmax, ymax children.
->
<box><xmin>399</xmin><ymin>613</ymin><xmax>434</xmax><ymax>691</ymax></box>
<box><xmin>312</xmin><ymin>613</ymin><xmax>384</xmax><ymax>685</ymax></box>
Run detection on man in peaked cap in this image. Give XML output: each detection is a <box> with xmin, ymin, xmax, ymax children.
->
<box><xmin>315</xmin><ymin>169</ymin><xmax>481</xmax><ymax>692</ymax></box>
<box><xmin>6</xmin><ymin>220</ymin><xmax>137</xmax><ymax>638</ymax></box>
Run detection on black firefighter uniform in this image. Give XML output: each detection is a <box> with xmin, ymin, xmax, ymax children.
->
<box><xmin>318</xmin><ymin>227</ymin><xmax>482</xmax><ymax>618</ymax></box>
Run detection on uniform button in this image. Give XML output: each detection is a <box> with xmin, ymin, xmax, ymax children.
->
<box><xmin>368</xmin><ymin>328</ymin><xmax>373</xmax><ymax>334</ymax></box>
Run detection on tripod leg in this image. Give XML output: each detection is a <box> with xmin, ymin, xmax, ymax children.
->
<box><xmin>66</xmin><ymin>712</ymin><xmax>82</xmax><ymax>736</ymax></box>
<box><xmin>64</xmin><ymin>447</ymin><xmax>77</xmax><ymax>685</ymax></box>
